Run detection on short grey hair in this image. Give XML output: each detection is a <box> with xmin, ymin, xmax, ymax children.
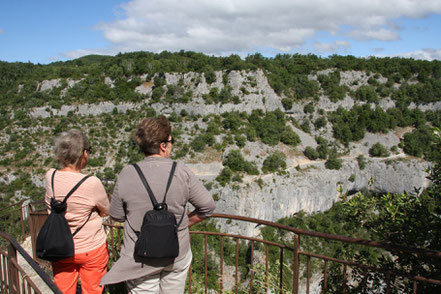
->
<box><xmin>54</xmin><ymin>129</ymin><xmax>89</xmax><ymax>168</ymax></box>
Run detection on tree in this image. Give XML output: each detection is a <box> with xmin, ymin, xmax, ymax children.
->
<box><xmin>204</xmin><ymin>70</ymin><xmax>216</xmax><ymax>84</ymax></box>
<box><xmin>262</xmin><ymin>152</ymin><xmax>287</xmax><ymax>173</ymax></box>
<box><xmin>403</xmin><ymin>125</ymin><xmax>439</xmax><ymax>160</ymax></box>
<box><xmin>222</xmin><ymin>150</ymin><xmax>258</xmax><ymax>175</ymax></box>
<box><xmin>300</xmin><ymin>121</ymin><xmax>311</xmax><ymax>133</ymax></box>
<box><xmin>314</xmin><ymin>117</ymin><xmax>327</xmax><ymax>129</ymax></box>
<box><xmin>304</xmin><ymin>146</ymin><xmax>319</xmax><ymax>160</ymax></box>
<box><xmin>216</xmin><ymin>167</ymin><xmax>233</xmax><ymax>186</ymax></box>
<box><xmin>369</xmin><ymin>143</ymin><xmax>390</xmax><ymax>157</ymax></box>
<box><xmin>191</xmin><ymin>135</ymin><xmax>206</xmax><ymax>152</ymax></box>
<box><xmin>316</xmin><ymin>136</ymin><xmax>329</xmax><ymax>159</ymax></box>
<box><xmin>281</xmin><ymin>98</ymin><xmax>293</xmax><ymax>110</ymax></box>
<box><xmin>280</xmin><ymin>127</ymin><xmax>301</xmax><ymax>146</ymax></box>
<box><xmin>234</xmin><ymin>135</ymin><xmax>246</xmax><ymax>148</ymax></box>
<box><xmin>222</xmin><ymin>112</ymin><xmax>242</xmax><ymax>131</ymax></box>
<box><xmin>325</xmin><ymin>151</ymin><xmax>342</xmax><ymax>170</ymax></box>
<box><xmin>223</xmin><ymin>150</ymin><xmax>247</xmax><ymax>172</ymax></box>
<box><xmin>356</xmin><ymin>154</ymin><xmax>367</xmax><ymax>170</ymax></box>
<box><xmin>355</xmin><ymin>85</ymin><xmax>379</xmax><ymax>103</ymax></box>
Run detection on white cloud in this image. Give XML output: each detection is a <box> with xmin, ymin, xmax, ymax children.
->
<box><xmin>314</xmin><ymin>41</ymin><xmax>351</xmax><ymax>54</ymax></box>
<box><xmin>0</xmin><ymin>28</ymin><xmax>4</xmax><ymax>35</ymax></box>
<box><xmin>395</xmin><ymin>48</ymin><xmax>441</xmax><ymax>61</ymax></box>
<box><xmin>93</xmin><ymin>0</ymin><xmax>441</xmax><ymax>56</ymax></box>
<box><xmin>347</xmin><ymin>28</ymin><xmax>399</xmax><ymax>41</ymax></box>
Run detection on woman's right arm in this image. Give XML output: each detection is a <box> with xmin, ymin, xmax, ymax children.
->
<box><xmin>186</xmin><ymin>165</ymin><xmax>216</xmax><ymax>223</ymax></box>
<box><xmin>92</xmin><ymin>177</ymin><xmax>110</xmax><ymax>217</ymax></box>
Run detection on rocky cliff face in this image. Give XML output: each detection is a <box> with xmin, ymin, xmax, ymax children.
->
<box><xmin>189</xmin><ymin>156</ymin><xmax>430</xmax><ymax>236</ymax></box>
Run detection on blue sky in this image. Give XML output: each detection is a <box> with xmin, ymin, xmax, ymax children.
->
<box><xmin>1</xmin><ymin>0</ymin><xmax>441</xmax><ymax>64</ymax></box>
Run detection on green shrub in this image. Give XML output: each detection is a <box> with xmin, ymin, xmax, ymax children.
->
<box><xmin>222</xmin><ymin>112</ymin><xmax>242</xmax><ymax>131</ymax></box>
<box><xmin>223</xmin><ymin>150</ymin><xmax>247</xmax><ymax>172</ymax></box>
<box><xmin>216</xmin><ymin>167</ymin><xmax>233</xmax><ymax>186</ymax></box>
<box><xmin>314</xmin><ymin>117</ymin><xmax>327</xmax><ymax>129</ymax></box>
<box><xmin>281</xmin><ymin>98</ymin><xmax>293</xmax><ymax>110</ymax></box>
<box><xmin>316</xmin><ymin>137</ymin><xmax>329</xmax><ymax>159</ymax></box>
<box><xmin>300</xmin><ymin>121</ymin><xmax>311</xmax><ymax>133</ymax></box>
<box><xmin>348</xmin><ymin>174</ymin><xmax>356</xmax><ymax>182</ymax></box>
<box><xmin>151</xmin><ymin>87</ymin><xmax>164</xmax><ymax>102</ymax></box>
<box><xmin>234</xmin><ymin>135</ymin><xmax>246</xmax><ymax>148</ymax></box>
<box><xmin>303</xmin><ymin>102</ymin><xmax>315</xmax><ymax>114</ymax></box>
<box><xmin>262</xmin><ymin>152</ymin><xmax>287</xmax><ymax>173</ymax></box>
<box><xmin>357</xmin><ymin>154</ymin><xmax>367</xmax><ymax>170</ymax></box>
<box><xmin>304</xmin><ymin>146</ymin><xmax>319</xmax><ymax>160</ymax></box>
<box><xmin>191</xmin><ymin>135</ymin><xmax>206</xmax><ymax>152</ymax></box>
<box><xmin>369</xmin><ymin>143</ymin><xmax>390</xmax><ymax>157</ymax></box>
<box><xmin>280</xmin><ymin>127</ymin><xmax>301</xmax><ymax>146</ymax></box>
<box><xmin>355</xmin><ymin>85</ymin><xmax>379</xmax><ymax>103</ymax></box>
<box><xmin>325</xmin><ymin>152</ymin><xmax>342</xmax><ymax>170</ymax></box>
<box><xmin>204</xmin><ymin>70</ymin><xmax>216</xmax><ymax>84</ymax></box>
<box><xmin>222</xmin><ymin>150</ymin><xmax>258</xmax><ymax>175</ymax></box>
<box><xmin>244</xmin><ymin>127</ymin><xmax>257</xmax><ymax>142</ymax></box>
<box><xmin>402</xmin><ymin>126</ymin><xmax>439</xmax><ymax>160</ymax></box>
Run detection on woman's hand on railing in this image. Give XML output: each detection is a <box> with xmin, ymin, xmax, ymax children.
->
<box><xmin>188</xmin><ymin>210</ymin><xmax>205</xmax><ymax>228</ymax></box>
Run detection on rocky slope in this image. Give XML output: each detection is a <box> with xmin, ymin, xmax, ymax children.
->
<box><xmin>9</xmin><ymin>69</ymin><xmax>435</xmax><ymax>236</ymax></box>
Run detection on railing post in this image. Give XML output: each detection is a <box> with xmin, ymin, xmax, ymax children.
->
<box><xmin>292</xmin><ymin>234</ymin><xmax>299</xmax><ymax>294</ymax></box>
<box><xmin>7</xmin><ymin>242</ymin><xmax>19</xmax><ymax>294</ymax></box>
<box><xmin>220</xmin><ymin>236</ymin><xmax>224</xmax><ymax>294</ymax></box>
<box><xmin>19</xmin><ymin>202</ymin><xmax>25</xmax><ymax>241</ymax></box>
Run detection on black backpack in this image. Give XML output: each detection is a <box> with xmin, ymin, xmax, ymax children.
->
<box><xmin>126</xmin><ymin>162</ymin><xmax>185</xmax><ymax>259</ymax></box>
<box><xmin>36</xmin><ymin>170</ymin><xmax>92</xmax><ymax>262</ymax></box>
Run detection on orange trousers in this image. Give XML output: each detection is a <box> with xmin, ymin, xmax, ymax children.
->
<box><xmin>52</xmin><ymin>243</ymin><xmax>109</xmax><ymax>294</ymax></box>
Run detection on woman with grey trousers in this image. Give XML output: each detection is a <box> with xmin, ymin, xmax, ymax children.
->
<box><xmin>101</xmin><ymin>116</ymin><xmax>215</xmax><ymax>293</ymax></box>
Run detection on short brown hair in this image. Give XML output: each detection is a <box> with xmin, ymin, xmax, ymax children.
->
<box><xmin>134</xmin><ymin>116</ymin><xmax>171</xmax><ymax>155</ymax></box>
<box><xmin>54</xmin><ymin>129</ymin><xmax>89</xmax><ymax>168</ymax></box>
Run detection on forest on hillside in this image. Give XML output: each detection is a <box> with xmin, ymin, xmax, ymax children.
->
<box><xmin>1</xmin><ymin>51</ymin><xmax>441</xmax><ymax>108</ymax></box>
<box><xmin>1</xmin><ymin>51</ymin><xmax>441</xmax><ymax>201</ymax></box>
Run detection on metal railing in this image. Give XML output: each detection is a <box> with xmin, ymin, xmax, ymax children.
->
<box><xmin>0</xmin><ymin>200</ymin><xmax>30</xmax><ymax>245</ymax></box>
<box><xmin>0</xmin><ymin>231</ymin><xmax>61</xmax><ymax>294</ymax></box>
<box><xmin>103</xmin><ymin>213</ymin><xmax>441</xmax><ymax>293</ymax></box>
<box><xmin>4</xmin><ymin>199</ymin><xmax>441</xmax><ymax>293</ymax></box>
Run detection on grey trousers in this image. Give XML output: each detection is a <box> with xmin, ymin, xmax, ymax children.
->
<box><xmin>126</xmin><ymin>250</ymin><xmax>192</xmax><ymax>294</ymax></box>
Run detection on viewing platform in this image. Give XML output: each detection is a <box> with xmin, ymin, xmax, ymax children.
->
<box><xmin>0</xmin><ymin>200</ymin><xmax>440</xmax><ymax>293</ymax></box>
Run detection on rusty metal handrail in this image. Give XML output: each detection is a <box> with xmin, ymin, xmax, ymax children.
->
<box><xmin>0</xmin><ymin>200</ymin><xmax>25</xmax><ymax>216</ymax></box>
<box><xmin>20</xmin><ymin>205</ymin><xmax>441</xmax><ymax>293</ymax></box>
<box><xmin>191</xmin><ymin>230</ymin><xmax>292</xmax><ymax>249</ymax></box>
<box><xmin>0</xmin><ymin>231</ymin><xmax>61</xmax><ymax>294</ymax></box>
<box><xmin>208</xmin><ymin>214</ymin><xmax>441</xmax><ymax>293</ymax></box>
<box><xmin>103</xmin><ymin>213</ymin><xmax>441</xmax><ymax>293</ymax></box>
<box><xmin>211</xmin><ymin>213</ymin><xmax>441</xmax><ymax>259</ymax></box>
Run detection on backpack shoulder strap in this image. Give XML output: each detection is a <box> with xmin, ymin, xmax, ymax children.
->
<box><xmin>68</xmin><ymin>175</ymin><xmax>92</xmax><ymax>236</ymax></box>
<box><xmin>51</xmin><ymin>169</ymin><xmax>56</xmax><ymax>198</ymax></box>
<box><xmin>162</xmin><ymin>161</ymin><xmax>177</xmax><ymax>204</ymax></box>
<box><xmin>132</xmin><ymin>163</ymin><xmax>159</xmax><ymax>207</ymax></box>
<box><xmin>72</xmin><ymin>210</ymin><xmax>93</xmax><ymax>237</ymax></box>
<box><xmin>62</xmin><ymin>175</ymin><xmax>90</xmax><ymax>204</ymax></box>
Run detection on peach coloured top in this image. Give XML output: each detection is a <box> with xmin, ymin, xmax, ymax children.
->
<box><xmin>45</xmin><ymin>169</ymin><xmax>110</xmax><ymax>254</ymax></box>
